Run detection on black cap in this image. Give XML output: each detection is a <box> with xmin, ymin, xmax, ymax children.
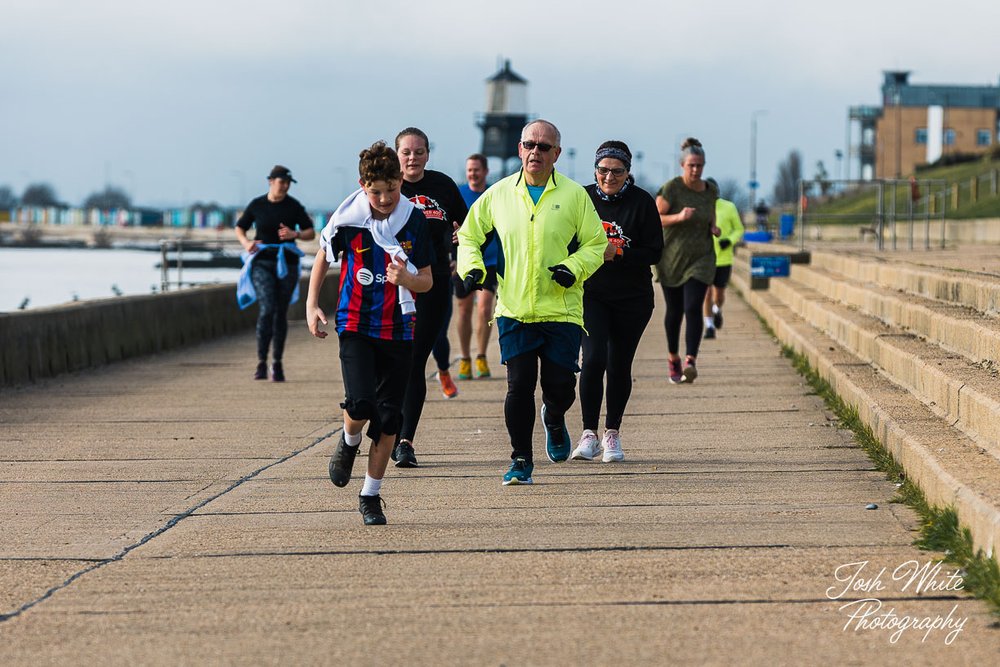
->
<box><xmin>268</xmin><ymin>165</ymin><xmax>297</xmax><ymax>182</ymax></box>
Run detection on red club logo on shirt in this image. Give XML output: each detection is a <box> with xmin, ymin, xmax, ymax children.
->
<box><xmin>409</xmin><ymin>195</ymin><xmax>446</xmax><ymax>221</ymax></box>
<box><xmin>602</xmin><ymin>220</ymin><xmax>630</xmax><ymax>251</ymax></box>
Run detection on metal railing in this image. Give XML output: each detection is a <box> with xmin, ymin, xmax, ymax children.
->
<box><xmin>159</xmin><ymin>239</ymin><xmax>183</xmax><ymax>292</ymax></box>
<box><xmin>796</xmin><ymin>179</ymin><xmax>949</xmax><ymax>252</ymax></box>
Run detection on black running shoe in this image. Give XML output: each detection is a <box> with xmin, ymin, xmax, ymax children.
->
<box><xmin>704</xmin><ymin>327</ymin><xmax>716</xmax><ymax>339</ymax></box>
<box><xmin>359</xmin><ymin>494</ymin><xmax>387</xmax><ymax>525</ymax></box>
<box><xmin>393</xmin><ymin>440</ymin><xmax>418</xmax><ymax>468</ymax></box>
<box><xmin>271</xmin><ymin>361</ymin><xmax>285</xmax><ymax>382</ymax></box>
<box><xmin>713</xmin><ymin>310</ymin><xmax>723</xmax><ymax>329</ymax></box>
<box><xmin>254</xmin><ymin>361</ymin><xmax>268</xmax><ymax>380</ymax></box>
<box><xmin>329</xmin><ymin>433</ymin><xmax>358</xmax><ymax>488</ymax></box>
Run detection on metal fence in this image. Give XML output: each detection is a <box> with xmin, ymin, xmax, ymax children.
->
<box><xmin>10</xmin><ymin>206</ymin><xmax>329</xmax><ymax>229</ymax></box>
<box><xmin>796</xmin><ymin>178</ymin><xmax>949</xmax><ymax>251</ymax></box>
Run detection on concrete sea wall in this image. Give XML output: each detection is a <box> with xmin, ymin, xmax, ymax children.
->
<box><xmin>0</xmin><ymin>275</ymin><xmax>338</xmax><ymax>387</ymax></box>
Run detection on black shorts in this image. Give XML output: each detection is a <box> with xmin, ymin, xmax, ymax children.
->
<box><xmin>452</xmin><ymin>266</ymin><xmax>498</xmax><ymax>296</ymax></box>
<box><xmin>712</xmin><ymin>265</ymin><xmax>733</xmax><ymax>289</ymax></box>
<box><xmin>338</xmin><ymin>331</ymin><xmax>412</xmax><ymax>440</ymax></box>
<box><xmin>481</xmin><ymin>267</ymin><xmax>498</xmax><ymax>293</ymax></box>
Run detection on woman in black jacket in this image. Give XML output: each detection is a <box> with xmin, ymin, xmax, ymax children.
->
<box><xmin>571</xmin><ymin>141</ymin><xmax>663</xmax><ymax>463</ymax></box>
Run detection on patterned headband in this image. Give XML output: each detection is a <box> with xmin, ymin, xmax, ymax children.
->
<box><xmin>594</xmin><ymin>147</ymin><xmax>632</xmax><ymax>171</ymax></box>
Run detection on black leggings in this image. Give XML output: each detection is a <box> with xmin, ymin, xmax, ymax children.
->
<box><xmin>251</xmin><ymin>257</ymin><xmax>298</xmax><ymax>362</ymax></box>
<box><xmin>660</xmin><ymin>279</ymin><xmax>710</xmax><ymax>359</ymax></box>
<box><xmin>399</xmin><ymin>275</ymin><xmax>452</xmax><ymax>442</ymax></box>
<box><xmin>580</xmin><ymin>293</ymin><xmax>653</xmax><ymax>431</ymax></box>
<box><xmin>430</xmin><ymin>277</ymin><xmax>453</xmax><ymax>371</ymax></box>
<box><xmin>504</xmin><ymin>350</ymin><xmax>577</xmax><ymax>462</ymax></box>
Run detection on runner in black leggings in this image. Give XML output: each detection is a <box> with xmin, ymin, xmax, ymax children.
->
<box><xmin>659</xmin><ymin>280</ymin><xmax>708</xmax><ymax>370</ymax></box>
<box><xmin>654</xmin><ymin>138</ymin><xmax>721</xmax><ymax>385</ymax></box>
<box><xmin>571</xmin><ymin>141</ymin><xmax>663</xmax><ymax>463</ymax></box>
<box><xmin>250</xmin><ymin>257</ymin><xmax>299</xmax><ymax>368</ymax></box>
<box><xmin>235</xmin><ymin>165</ymin><xmax>315</xmax><ymax>382</ymax></box>
<box><xmin>393</xmin><ymin>127</ymin><xmax>468</xmax><ymax>467</ymax></box>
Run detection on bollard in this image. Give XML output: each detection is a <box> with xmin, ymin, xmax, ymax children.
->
<box><xmin>159</xmin><ymin>240</ymin><xmax>169</xmax><ymax>292</ymax></box>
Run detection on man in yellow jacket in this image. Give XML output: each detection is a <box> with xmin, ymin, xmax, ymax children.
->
<box><xmin>457</xmin><ymin>119</ymin><xmax>607</xmax><ymax>485</ymax></box>
<box><xmin>702</xmin><ymin>178</ymin><xmax>745</xmax><ymax>339</ymax></box>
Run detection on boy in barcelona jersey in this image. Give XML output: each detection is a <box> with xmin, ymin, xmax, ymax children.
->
<box><xmin>306</xmin><ymin>140</ymin><xmax>433</xmax><ymax>525</ymax></box>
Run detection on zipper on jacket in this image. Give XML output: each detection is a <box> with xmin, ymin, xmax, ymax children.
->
<box><xmin>523</xmin><ymin>179</ymin><xmax>546</xmax><ymax>322</ymax></box>
<box><xmin>526</xmin><ymin>192</ymin><xmax>537</xmax><ymax>321</ymax></box>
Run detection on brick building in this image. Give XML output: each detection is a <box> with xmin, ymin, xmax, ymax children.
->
<box><xmin>848</xmin><ymin>71</ymin><xmax>1000</xmax><ymax>180</ymax></box>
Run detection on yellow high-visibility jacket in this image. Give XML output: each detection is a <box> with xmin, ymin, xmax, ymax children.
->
<box><xmin>458</xmin><ymin>169</ymin><xmax>607</xmax><ymax>325</ymax></box>
<box><xmin>714</xmin><ymin>198</ymin><xmax>745</xmax><ymax>267</ymax></box>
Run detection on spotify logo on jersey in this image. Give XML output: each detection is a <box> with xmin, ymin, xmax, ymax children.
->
<box><xmin>356</xmin><ymin>268</ymin><xmax>374</xmax><ymax>285</ymax></box>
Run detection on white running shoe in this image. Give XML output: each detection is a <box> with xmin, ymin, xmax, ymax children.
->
<box><xmin>571</xmin><ymin>430</ymin><xmax>601</xmax><ymax>461</ymax></box>
<box><xmin>601</xmin><ymin>429</ymin><xmax>624</xmax><ymax>462</ymax></box>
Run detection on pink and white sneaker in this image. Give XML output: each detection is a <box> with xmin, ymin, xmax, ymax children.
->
<box><xmin>601</xmin><ymin>429</ymin><xmax>624</xmax><ymax>463</ymax></box>
<box><xmin>668</xmin><ymin>358</ymin><xmax>683</xmax><ymax>384</ymax></box>
<box><xmin>571</xmin><ymin>430</ymin><xmax>601</xmax><ymax>461</ymax></box>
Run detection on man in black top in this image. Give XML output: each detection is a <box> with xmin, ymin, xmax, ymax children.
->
<box><xmin>235</xmin><ymin>165</ymin><xmax>316</xmax><ymax>381</ymax></box>
<box><xmin>754</xmin><ymin>200</ymin><xmax>770</xmax><ymax>233</ymax></box>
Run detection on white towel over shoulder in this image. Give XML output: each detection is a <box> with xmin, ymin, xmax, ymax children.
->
<box><xmin>322</xmin><ymin>189</ymin><xmax>420</xmax><ymax>314</ymax></box>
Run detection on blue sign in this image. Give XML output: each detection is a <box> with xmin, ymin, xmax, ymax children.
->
<box><xmin>748</xmin><ymin>180</ymin><xmax>759</xmax><ymax>189</ymax></box>
<box><xmin>750</xmin><ymin>255</ymin><xmax>791</xmax><ymax>278</ymax></box>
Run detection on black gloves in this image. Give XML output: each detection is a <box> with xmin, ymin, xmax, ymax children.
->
<box><xmin>719</xmin><ymin>239</ymin><xmax>732</xmax><ymax>249</ymax></box>
<box><xmin>547</xmin><ymin>264</ymin><xmax>576</xmax><ymax>288</ymax></box>
<box><xmin>455</xmin><ymin>269</ymin><xmax>484</xmax><ymax>298</ymax></box>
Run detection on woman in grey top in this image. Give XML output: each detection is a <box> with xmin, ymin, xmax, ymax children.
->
<box><xmin>654</xmin><ymin>138</ymin><xmax>720</xmax><ymax>384</ymax></box>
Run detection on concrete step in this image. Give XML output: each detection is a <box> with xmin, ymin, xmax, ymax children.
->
<box><xmin>759</xmin><ymin>268</ymin><xmax>1000</xmax><ymax>462</ymax></box>
<box><xmin>808</xmin><ymin>249</ymin><xmax>1000</xmax><ymax>315</ymax></box>
<box><xmin>789</xmin><ymin>262</ymin><xmax>1000</xmax><ymax>366</ymax></box>
<box><xmin>731</xmin><ymin>264</ymin><xmax>1000</xmax><ymax>558</ymax></box>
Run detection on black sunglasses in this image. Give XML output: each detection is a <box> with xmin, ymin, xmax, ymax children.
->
<box><xmin>596</xmin><ymin>166</ymin><xmax>627</xmax><ymax>177</ymax></box>
<box><xmin>521</xmin><ymin>140</ymin><xmax>554</xmax><ymax>152</ymax></box>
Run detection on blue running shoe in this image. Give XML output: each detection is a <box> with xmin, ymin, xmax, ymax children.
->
<box><xmin>541</xmin><ymin>404</ymin><xmax>571</xmax><ymax>462</ymax></box>
<box><xmin>502</xmin><ymin>457</ymin><xmax>534</xmax><ymax>485</ymax></box>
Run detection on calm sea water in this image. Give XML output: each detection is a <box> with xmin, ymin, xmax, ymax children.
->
<box><xmin>0</xmin><ymin>247</ymin><xmax>252</xmax><ymax>312</ymax></box>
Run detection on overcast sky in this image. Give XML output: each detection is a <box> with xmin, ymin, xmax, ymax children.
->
<box><xmin>3</xmin><ymin>0</ymin><xmax>998</xmax><ymax>211</ymax></box>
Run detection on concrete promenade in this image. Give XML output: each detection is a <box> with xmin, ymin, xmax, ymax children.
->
<box><xmin>1</xmin><ymin>288</ymin><xmax>997</xmax><ymax>664</ymax></box>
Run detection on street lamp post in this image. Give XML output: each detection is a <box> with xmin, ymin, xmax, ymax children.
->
<box><xmin>749</xmin><ymin>110</ymin><xmax>767</xmax><ymax>212</ymax></box>
<box><xmin>834</xmin><ymin>150</ymin><xmax>844</xmax><ymax>193</ymax></box>
<box><xmin>231</xmin><ymin>170</ymin><xmax>245</xmax><ymax>208</ymax></box>
<box><xmin>122</xmin><ymin>169</ymin><xmax>136</xmax><ymax>205</ymax></box>
<box><xmin>652</xmin><ymin>161</ymin><xmax>670</xmax><ymax>186</ymax></box>
<box><xmin>333</xmin><ymin>167</ymin><xmax>349</xmax><ymax>203</ymax></box>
